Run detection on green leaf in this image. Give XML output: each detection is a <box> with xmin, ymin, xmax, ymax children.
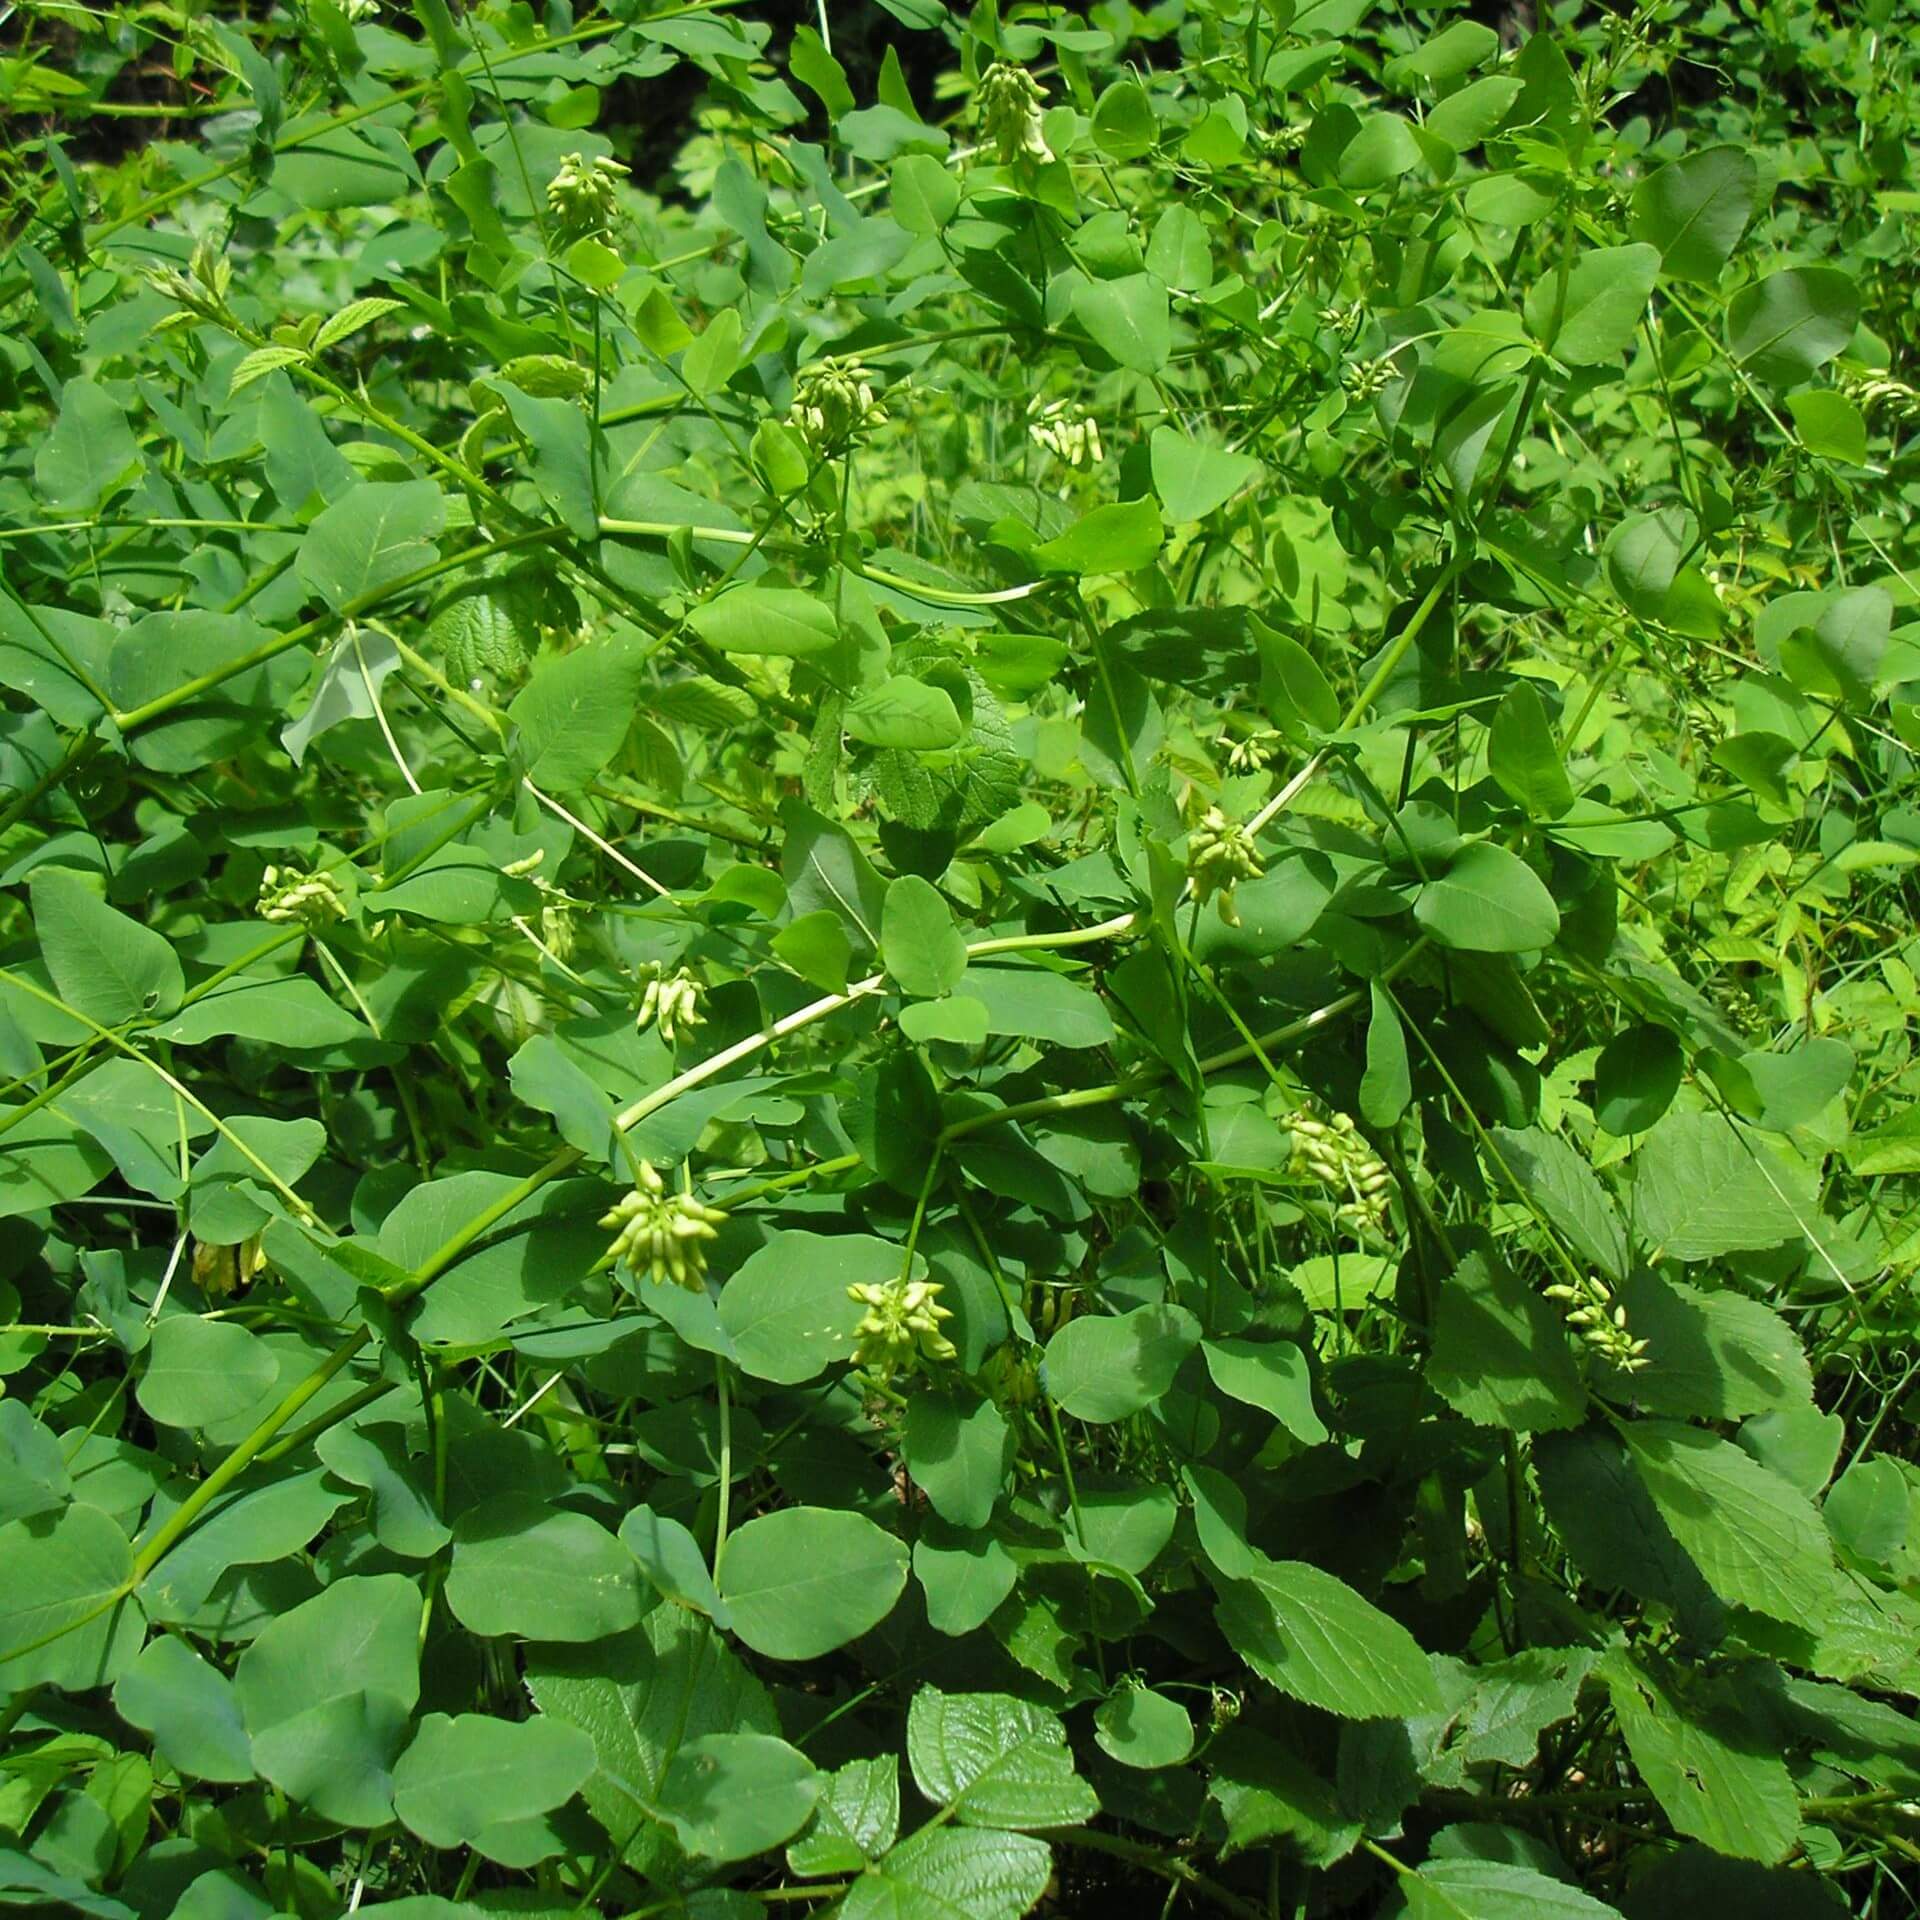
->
<box><xmin>1597</xmin><ymin>1273</ymin><xmax>1812</xmax><ymax>1419</ymax></box>
<box><xmin>0</xmin><ymin>1503</ymin><xmax>139</xmax><ymax>1692</ymax></box>
<box><xmin>1488</xmin><ymin>682</ymin><xmax>1574</xmax><ymax>819</ymax></box>
<box><xmin>1093</xmin><ymin>1687</ymin><xmax>1193</xmax><ymax>1770</ymax></box>
<box><xmin>845</xmin><ymin>675</ymin><xmax>965</xmax><ymax>749</ymax></box>
<box><xmin>494</xmin><ymin>383</ymin><xmax>597</xmax><ymax>540</ymax></box>
<box><xmin>883</xmin><ymin>876</ymin><xmax>967</xmax><ymax>998</ymax></box>
<box><xmin>788</xmin><ymin>1755</ymin><xmax>900</xmax><ymax>1875</ymax></box>
<box><xmin>773</xmin><ymin>909</ymin><xmax>854</xmax><ymax>993</ymax></box>
<box><xmin>902</xmin><ymin>1393</ymin><xmax>1011</xmax><ymax>1529</ymax></box>
<box><xmin>1486</xmin><ymin>1126</ymin><xmax>1631</xmax><ymax>1280</ymax></box>
<box><xmin>1215</xmin><ymin>1560</ymin><xmax>1442</xmax><ymax>1718</ymax></box>
<box><xmin>392</xmin><ymin>1713</ymin><xmax>598</xmax><ymax>1848</ymax></box>
<box><xmin>233</xmin><ymin>1574</ymin><xmax>422</xmax><ymax>1733</ymax></box>
<box><xmin>1629</xmin><ymin>146</ymin><xmax>1762</xmax><ymax>283</ymax></box>
<box><xmin>1601</xmin><ymin>1648</ymin><xmax>1799</xmax><ymax>1862</ymax></box>
<box><xmin>960</xmin><ymin>965</ymin><xmax>1114</xmax><ymax>1049</ymax></box>
<box><xmin>1727</xmin><ymin>268</ymin><xmax>1859</xmax><ymax>386</ymax></box>
<box><xmin>136</xmin><ymin>1317</ymin><xmax>277</xmax><ymax>1430</ymax></box>
<box><xmin>1357</xmin><ymin>980</ymin><xmax>1411</xmax><ymax>1128</ymax></box>
<box><xmin>717</xmin><ymin>1507</ymin><xmax>908</xmax><ymax>1659</ymax></box>
<box><xmin>1428</xmin><ymin>1247</ymin><xmax>1583</xmax><ymax>1433</ymax></box>
<box><xmin>891</xmin><ymin>153</ymin><xmax>960</xmax><ymax>234</ymax></box>
<box><xmin>1630</xmin><ymin>1111</ymin><xmax>1813</xmax><ymax>1259</ymax></box>
<box><xmin>1405</xmin><ymin>1859</ymin><xmax>1626</xmax><ymax>1918</ymax></box>
<box><xmin>1787</xmin><ymin>387</ymin><xmax>1867</xmax><ymax>464</ymax></box>
<box><xmin>1044</xmin><ymin>1303</ymin><xmax>1199</xmax><ymax>1423</ymax></box>
<box><xmin>295</xmin><ymin>480</ymin><xmax>445</xmax><ymax>610</ymax></box>
<box><xmin>690</xmin><ymin>584</ymin><xmax>839</xmax><ymax>656</ymax></box>
<box><xmin>840</xmin><ymin>1825</ymin><xmax>1052</xmax><ymax>1920</ymax></box>
<box><xmin>656</xmin><ymin>1733</ymin><xmax>821</xmax><ymax>1862</ymax></box>
<box><xmin>1092</xmin><ymin>78</ymin><xmax>1158</xmax><ymax>159</ymax></box>
<box><xmin>1594</xmin><ymin>1024</ymin><xmax>1683</xmax><ymax>1135</ymax></box>
<box><xmin>1414</xmin><ymin>843</ymin><xmax>1560</xmax><ymax>953</ymax></box>
<box><xmin>113</xmin><ymin>1636</ymin><xmax>253</xmax><ymax>1783</ymax></box>
<box><xmin>1072</xmin><ymin>273</ymin><xmax>1170</xmax><ymax>373</ymax></box>
<box><xmin>1206</xmin><ymin>1725</ymin><xmax>1358</xmax><ymax>1866</ymax></box>
<box><xmin>445</xmin><ymin>1495</ymin><xmax>649</xmax><ymax>1641</ymax></box>
<box><xmin>1200</xmin><ymin>1339</ymin><xmax>1327</xmax><ymax>1444</ymax></box>
<box><xmin>34</xmin><ymin>378</ymin><xmax>141</xmax><ymax>510</ymax></box>
<box><xmin>906</xmin><ymin>1688</ymin><xmax>1097</xmax><ymax>1829</ymax></box>
<box><xmin>248</xmin><ymin>1690</ymin><xmax>410</xmax><ymax>1830</ymax></box>
<box><xmin>1625</xmin><ymin>1421</ymin><xmax>1835</xmax><ymax>1625</ymax></box>
<box><xmin>527</xmin><ymin>1611</ymin><xmax>778</xmax><ymax>1873</ymax></box>
<box><xmin>508</xmin><ymin>635</ymin><xmax>650</xmax><ymax>791</ymax></box>
<box><xmin>31</xmin><ymin>867</ymin><xmax>184</xmax><ymax>1026</ymax></box>
<box><xmin>715</xmin><ymin>1229</ymin><xmax>879</xmax><ymax>1383</ymax></box>
<box><xmin>1031</xmin><ymin>498</ymin><xmax>1165</xmax><ymax>577</ymax></box>
<box><xmin>1526</xmin><ymin>243</ymin><xmax>1660</xmax><ymax>365</ymax></box>
<box><xmin>1149</xmin><ymin>428</ymin><xmax>1261</xmax><ymax>523</ymax></box>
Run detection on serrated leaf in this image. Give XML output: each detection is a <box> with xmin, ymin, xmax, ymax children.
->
<box><xmin>906</xmin><ymin>1688</ymin><xmax>1097</xmax><ymax>1829</ymax></box>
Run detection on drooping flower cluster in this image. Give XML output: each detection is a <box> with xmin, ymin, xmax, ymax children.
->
<box><xmin>1840</xmin><ymin>367</ymin><xmax>1920</xmax><ymax>422</ymax></box>
<box><xmin>637</xmin><ymin>965</ymin><xmax>705</xmax><ymax>1044</ymax></box>
<box><xmin>193</xmin><ymin>1236</ymin><xmax>267</xmax><ymax>1298</ymax></box>
<box><xmin>257</xmin><ymin>864</ymin><xmax>347</xmax><ymax>928</ymax></box>
<box><xmin>1224</xmin><ymin>728</ymin><xmax>1284</xmax><ymax>773</ymax></box>
<box><xmin>848</xmin><ymin>1274</ymin><xmax>956</xmax><ymax>1377</ymax></box>
<box><xmin>1027</xmin><ymin>397</ymin><xmax>1104</xmax><ymax>470</ymax></box>
<box><xmin>545</xmin><ymin>152</ymin><xmax>628</xmax><ymax>233</ymax></box>
<box><xmin>539</xmin><ymin>895</ymin><xmax>578</xmax><ymax>964</ymax></box>
<box><xmin>978</xmin><ymin>61</ymin><xmax>1052</xmax><ymax>164</ymax></box>
<box><xmin>1285</xmin><ymin>1108</ymin><xmax>1392</xmax><ymax>1236</ymax></box>
<box><xmin>789</xmin><ymin>360</ymin><xmax>886</xmax><ymax>454</ymax></box>
<box><xmin>1544</xmin><ymin>1270</ymin><xmax>1651</xmax><ymax>1373</ymax></box>
<box><xmin>1187</xmin><ymin>807</ymin><xmax>1263</xmax><ymax>925</ymax></box>
<box><xmin>600</xmin><ymin>1162</ymin><xmax>727</xmax><ymax>1291</ymax></box>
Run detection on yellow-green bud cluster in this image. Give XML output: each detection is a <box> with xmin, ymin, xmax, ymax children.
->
<box><xmin>978</xmin><ymin>61</ymin><xmax>1052</xmax><ymax>164</ymax></box>
<box><xmin>1840</xmin><ymin>369</ymin><xmax>1920</xmax><ymax>422</ymax></box>
<box><xmin>1224</xmin><ymin>728</ymin><xmax>1284</xmax><ymax>773</ymax></box>
<box><xmin>1341</xmin><ymin>356</ymin><xmax>1394</xmax><ymax>401</ymax></box>
<box><xmin>546</xmin><ymin>152</ymin><xmax>628</xmax><ymax>233</ymax></box>
<box><xmin>600</xmin><ymin>1161</ymin><xmax>727</xmax><ymax>1291</ymax></box>
<box><xmin>258</xmin><ymin>865</ymin><xmax>347</xmax><ymax>928</ymax></box>
<box><xmin>539</xmin><ymin>896</ymin><xmax>577</xmax><ymax>964</ymax></box>
<box><xmin>1188</xmin><ymin>807</ymin><xmax>1263</xmax><ymax>926</ymax></box>
<box><xmin>1285</xmin><ymin>1108</ymin><xmax>1392</xmax><ymax>1235</ymax></box>
<box><xmin>790</xmin><ymin>360</ymin><xmax>886</xmax><ymax>454</ymax></box>
<box><xmin>1543</xmin><ymin>1271</ymin><xmax>1650</xmax><ymax>1373</ymax></box>
<box><xmin>1028</xmin><ymin>398</ymin><xmax>1104</xmax><ymax>469</ymax></box>
<box><xmin>848</xmin><ymin>1275</ymin><xmax>956</xmax><ymax>1377</ymax></box>
<box><xmin>638</xmin><ymin>966</ymin><xmax>704</xmax><ymax>1043</ymax></box>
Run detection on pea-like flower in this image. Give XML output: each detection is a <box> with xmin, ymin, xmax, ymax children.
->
<box><xmin>638</xmin><ymin>966</ymin><xmax>705</xmax><ymax>1043</ymax></box>
<box><xmin>1544</xmin><ymin>1271</ymin><xmax>1651</xmax><ymax>1373</ymax></box>
<box><xmin>546</xmin><ymin>151</ymin><xmax>628</xmax><ymax>233</ymax></box>
<box><xmin>1187</xmin><ymin>807</ymin><xmax>1263</xmax><ymax>925</ymax></box>
<box><xmin>258</xmin><ymin>864</ymin><xmax>347</xmax><ymax>928</ymax></box>
<box><xmin>978</xmin><ymin>61</ymin><xmax>1052</xmax><ymax>165</ymax></box>
<box><xmin>1028</xmin><ymin>397</ymin><xmax>1105</xmax><ymax>470</ymax></box>
<box><xmin>790</xmin><ymin>360</ymin><xmax>886</xmax><ymax>454</ymax></box>
<box><xmin>600</xmin><ymin>1161</ymin><xmax>727</xmax><ymax>1291</ymax></box>
<box><xmin>848</xmin><ymin>1275</ymin><xmax>956</xmax><ymax>1376</ymax></box>
<box><xmin>1284</xmin><ymin>1107</ymin><xmax>1392</xmax><ymax>1236</ymax></box>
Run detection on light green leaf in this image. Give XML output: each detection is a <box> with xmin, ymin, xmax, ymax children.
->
<box><xmin>31</xmin><ymin>867</ymin><xmax>184</xmax><ymax>1026</ymax></box>
<box><xmin>1727</xmin><ymin>268</ymin><xmax>1858</xmax><ymax>386</ymax></box>
<box><xmin>845</xmin><ymin>675</ymin><xmax>965</xmax><ymax>749</ymax></box>
<box><xmin>508</xmin><ymin>635</ymin><xmax>650</xmax><ymax>791</ymax></box>
<box><xmin>1625</xmin><ymin>1421</ymin><xmax>1835</xmax><ymax>1625</ymax></box>
<box><xmin>1072</xmin><ymin>273</ymin><xmax>1170</xmax><ymax>373</ymax></box>
<box><xmin>1093</xmin><ymin>1687</ymin><xmax>1193</xmax><ymax>1770</ymax></box>
<box><xmin>1414</xmin><ymin>843</ymin><xmax>1560</xmax><ymax>952</ymax></box>
<box><xmin>1630</xmin><ymin>1111</ymin><xmax>1813</xmax><ymax>1259</ymax></box>
<box><xmin>137</xmin><ymin>1317</ymin><xmax>277</xmax><ymax>1430</ymax></box>
<box><xmin>295</xmin><ymin>480</ymin><xmax>445</xmax><ymax>611</ymax></box>
<box><xmin>717</xmin><ymin>1507</ymin><xmax>908</xmax><ymax>1659</ymax></box>
<box><xmin>840</xmin><ymin>1825</ymin><xmax>1052</xmax><ymax>1920</ymax></box>
<box><xmin>1629</xmin><ymin>146</ymin><xmax>1762</xmax><ymax>283</ymax></box>
<box><xmin>715</xmin><ymin>1229</ymin><xmax>879</xmax><ymax>1384</ymax></box>
<box><xmin>1150</xmin><ymin>428</ymin><xmax>1261</xmax><ymax>523</ymax></box>
<box><xmin>1216</xmin><ymin>1559</ymin><xmax>1442</xmax><ymax>1718</ymax></box>
<box><xmin>902</xmin><ymin>1393</ymin><xmax>1011</xmax><ymax>1529</ymax></box>
<box><xmin>34</xmin><ymin>378</ymin><xmax>141</xmax><ymax>510</ymax></box>
<box><xmin>392</xmin><ymin>1713</ymin><xmax>597</xmax><ymax>1848</ymax></box>
<box><xmin>1032</xmin><ymin>497</ymin><xmax>1165</xmax><ymax>577</ymax></box>
<box><xmin>883</xmin><ymin>875</ymin><xmax>967</xmax><ymax>998</ymax></box>
<box><xmin>1488</xmin><ymin>681</ymin><xmax>1575</xmax><ymax>819</ymax></box>
<box><xmin>656</xmin><ymin>1733</ymin><xmax>821</xmax><ymax>1861</ymax></box>
<box><xmin>445</xmin><ymin>1495</ymin><xmax>649</xmax><ymax>1641</ymax></box>
<box><xmin>1044</xmin><ymin>1303</ymin><xmax>1199</xmax><ymax>1423</ymax></box>
<box><xmin>690</xmin><ymin>584</ymin><xmax>839</xmax><ymax>656</ymax></box>
<box><xmin>906</xmin><ymin>1688</ymin><xmax>1097</xmax><ymax>1829</ymax></box>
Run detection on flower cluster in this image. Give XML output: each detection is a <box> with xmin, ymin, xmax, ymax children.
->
<box><xmin>258</xmin><ymin>864</ymin><xmax>347</xmax><ymax>928</ymax></box>
<box><xmin>637</xmin><ymin>966</ymin><xmax>704</xmax><ymax>1043</ymax></box>
<box><xmin>1187</xmin><ymin>807</ymin><xmax>1263</xmax><ymax>925</ymax></box>
<box><xmin>1341</xmin><ymin>356</ymin><xmax>1395</xmax><ymax>401</ymax></box>
<box><xmin>193</xmin><ymin>1236</ymin><xmax>267</xmax><ymax>1298</ymax></box>
<box><xmin>1027</xmin><ymin>397</ymin><xmax>1104</xmax><ymax>469</ymax></box>
<box><xmin>545</xmin><ymin>152</ymin><xmax>628</xmax><ymax>233</ymax></box>
<box><xmin>600</xmin><ymin>1162</ymin><xmax>727</xmax><ymax>1291</ymax></box>
<box><xmin>978</xmin><ymin>61</ymin><xmax>1052</xmax><ymax>164</ymax></box>
<box><xmin>789</xmin><ymin>360</ymin><xmax>886</xmax><ymax>454</ymax></box>
<box><xmin>1285</xmin><ymin>1108</ymin><xmax>1392</xmax><ymax>1236</ymax></box>
<box><xmin>1840</xmin><ymin>368</ymin><xmax>1920</xmax><ymax>422</ymax></box>
<box><xmin>1224</xmin><ymin>728</ymin><xmax>1284</xmax><ymax>774</ymax></box>
<box><xmin>1544</xmin><ymin>1271</ymin><xmax>1650</xmax><ymax>1373</ymax></box>
<box><xmin>539</xmin><ymin>895</ymin><xmax>577</xmax><ymax>964</ymax></box>
<box><xmin>848</xmin><ymin>1274</ymin><xmax>956</xmax><ymax>1377</ymax></box>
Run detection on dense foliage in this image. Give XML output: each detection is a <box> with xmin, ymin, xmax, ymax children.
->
<box><xmin>6</xmin><ymin>0</ymin><xmax>1920</xmax><ymax>1913</ymax></box>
